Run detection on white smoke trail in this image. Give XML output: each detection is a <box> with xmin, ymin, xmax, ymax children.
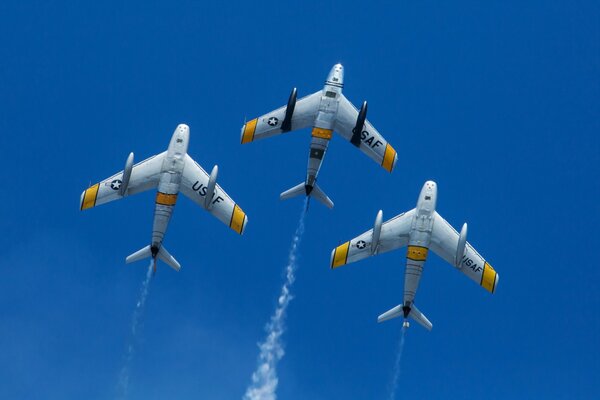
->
<box><xmin>243</xmin><ymin>199</ymin><xmax>308</xmax><ymax>400</ymax></box>
<box><xmin>387</xmin><ymin>327</ymin><xmax>407</xmax><ymax>400</ymax></box>
<box><xmin>116</xmin><ymin>261</ymin><xmax>154</xmax><ymax>399</ymax></box>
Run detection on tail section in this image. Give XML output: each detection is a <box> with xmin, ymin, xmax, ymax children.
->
<box><xmin>156</xmin><ymin>246</ymin><xmax>181</xmax><ymax>272</ymax></box>
<box><xmin>377</xmin><ymin>303</ymin><xmax>433</xmax><ymax>331</ymax></box>
<box><xmin>126</xmin><ymin>245</ymin><xmax>152</xmax><ymax>264</ymax></box>
<box><xmin>125</xmin><ymin>245</ymin><xmax>181</xmax><ymax>272</ymax></box>
<box><xmin>280</xmin><ymin>182</ymin><xmax>306</xmax><ymax>201</ymax></box>
<box><xmin>311</xmin><ymin>184</ymin><xmax>334</xmax><ymax>209</ymax></box>
<box><xmin>280</xmin><ymin>182</ymin><xmax>334</xmax><ymax>209</ymax></box>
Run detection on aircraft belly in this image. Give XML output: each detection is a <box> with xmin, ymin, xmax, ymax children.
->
<box><xmin>152</xmin><ymin>170</ymin><xmax>180</xmax><ymax>249</ymax></box>
<box><xmin>403</xmin><ymin>258</ymin><xmax>425</xmax><ymax>305</ymax></box>
<box><xmin>306</xmin><ymin>136</ymin><xmax>330</xmax><ymax>186</ymax></box>
<box><xmin>152</xmin><ymin>204</ymin><xmax>174</xmax><ymax>247</ymax></box>
<box><xmin>404</xmin><ymin>226</ymin><xmax>432</xmax><ymax>305</ymax></box>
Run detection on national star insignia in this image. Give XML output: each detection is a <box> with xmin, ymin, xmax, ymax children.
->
<box><xmin>356</xmin><ymin>240</ymin><xmax>367</xmax><ymax>249</ymax></box>
<box><xmin>110</xmin><ymin>179</ymin><xmax>122</xmax><ymax>190</ymax></box>
<box><xmin>267</xmin><ymin>117</ymin><xmax>279</xmax><ymax>126</ymax></box>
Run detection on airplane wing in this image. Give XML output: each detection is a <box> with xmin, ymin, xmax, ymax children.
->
<box><xmin>429</xmin><ymin>212</ymin><xmax>499</xmax><ymax>293</ymax></box>
<box><xmin>331</xmin><ymin>209</ymin><xmax>415</xmax><ymax>268</ymax></box>
<box><xmin>241</xmin><ymin>91</ymin><xmax>322</xmax><ymax>143</ymax></box>
<box><xmin>180</xmin><ymin>154</ymin><xmax>248</xmax><ymax>234</ymax></box>
<box><xmin>334</xmin><ymin>94</ymin><xmax>398</xmax><ymax>172</ymax></box>
<box><xmin>80</xmin><ymin>152</ymin><xmax>167</xmax><ymax>210</ymax></box>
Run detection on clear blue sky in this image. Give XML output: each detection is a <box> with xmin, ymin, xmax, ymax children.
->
<box><xmin>0</xmin><ymin>1</ymin><xmax>598</xmax><ymax>399</ymax></box>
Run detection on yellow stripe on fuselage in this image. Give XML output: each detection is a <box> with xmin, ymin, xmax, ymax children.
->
<box><xmin>156</xmin><ymin>192</ymin><xmax>178</xmax><ymax>206</ymax></box>
<box><xmin>331</xmin><ymin>241</ymin><xmax>350</xmax><ymax>268</ymax></box>
<box><xmin>311</xmin><ymin>127</ymin><xmax>333</xmax><ymax>140</ymax></box>
<box><xmin>229</xmin><ymin>204</ymin><xmax>246</xmax><ymax>234</ymax></box>
<box><xmin>406</xmin><ymin>246</ymin><xmax>428</xmax><ymax>261</ymax></box>
<box><xmin>382</xmin><ymin>143</ymin><xmax>396</xmax><ymax>172</ymax></box>
<box><xmin>241</xmin><ymin>119</ymin><xmax>258</xmax><ymax>144</ymax></box>
<box><xmin>481</xmin><ymin>262</ymin><xmax>497</xmax><ymax>293</ymax></box>
<box><xmin>81</xmin><ymin>183</ymin><xmax>100</xmax><ymax>210</ymax></box>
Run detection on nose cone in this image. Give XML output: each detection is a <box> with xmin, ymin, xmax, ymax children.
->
<box><xmin>424</xmin><ymin>180</ymin><xmax>437</xmax><ymax>193</ymax></box>
<box><xmin>177</xmin><ymin>124</ymin><xmax>189</xmax><ymax>133</ymax></box>
<box><xmin>418</xmin><ymin>180</ymin><xmax>438</xmax><ymax>211</ymax></box>
<box><xmin>326</xmin><ymin>63</ymin><xmax>344</xmax><ymax>86</ymax></box>
<box><xmin>175</xmin><ymin>123</ymin><xmax>190</xmax><ymax>141</ymax></box>
<box><xmin>171</xmin><ymin>123</ymin><xmax>190</xmax><ymax>154</ymax></box>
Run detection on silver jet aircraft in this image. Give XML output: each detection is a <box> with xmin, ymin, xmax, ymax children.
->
<box><xmin>241</xmin><ymin>63</ymin><xmax>398</xmax><ymax>208</ymax></box>
<box><xmin>330</xmin><ymin>181</ymin><xmax>498</xmax><ymax>330</ymax></box>
<box><xmin>80</xmin><ymin>124</ymin><xmax>248</xmax><ymax>273</ymax></box>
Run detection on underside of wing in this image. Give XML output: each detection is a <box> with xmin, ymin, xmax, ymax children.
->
<box><xmin>430</xmin><ymin>212</ymin><xmax>498</xmax><ymax>293</ymax></box>
<box><xmin>180</xmin><ymin>154</ymin><xmax>248</xmax><ymax>234</ymax></box>
<box><xmin>331</xmin><ymin>209</ymin><xmax>415</xmax><ymax>268</ymax></box>
<box><xmin>241</xmin><ymin>90</ymin><xmax>321</xmax><ymax>143</ymax></box>
<box><xmin>334</xmin><ymin>94</ymin><xmax>398</xmax><ymax>172</ymax></box>
<box><xmin>80</xmin><ymin>151</ymin><xmax>166</xmax><ymax>210</ymax></box>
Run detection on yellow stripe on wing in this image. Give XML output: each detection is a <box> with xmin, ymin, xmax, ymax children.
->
<box><xmin>80</xmin><ymin>183</ymin><xmax>100</xmax><ymax>210</ymax></box>
<box><xmin>229</xmin><ymin>204</ymin><xmax>246</xmax><ymax>234</ymax></box>
<box><xmin>241</xmin><ymin>119</ymin><xmax>258</xmax><ymax>144</ymax></box>
<box><xmin>382</xmin><ymin>143</ymin><xmax>397</xmax><ymax>172</ymax></box>
<box><xmin>481</xmin><ymin>262</ymin><xmax>497</xmax><ymax>293</ymax></box>
<box><xmin>331</xmin><ymin>241</ymin><xmax>350</xmax><ymax>268</ymax></box>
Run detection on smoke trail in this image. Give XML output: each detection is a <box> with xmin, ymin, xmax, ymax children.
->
<box><xmin>243</xmin><ymin>199</ymin><xmax>308</xmax><ymax>400</ymax></box>
<box><xmin>116</xmin><ymin>261</ymin><xmax>154</xmax><ymax>399</ymax></box>
<box><xmin>387</xmin><ymin>327</ymin><xmax>407</xmax><ymax>400</ymax></box>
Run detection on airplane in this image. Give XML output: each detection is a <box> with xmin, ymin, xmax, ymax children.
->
<box><xmin>330</xmin><ymin>181</ymin><xmax>498</xmax><ymax>330</ymax></box>
<box><xmin>80</xmin><ymin>124</ymin><xmax>248</xmax><ymax>273</ymax></box>
<box><xmin>240</xmin><ymin>63</ymin><xmax>398</xmax><ymax>209</ymax></box>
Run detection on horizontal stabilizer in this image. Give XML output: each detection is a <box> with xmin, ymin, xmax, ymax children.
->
<box><xmin>280</xmin><ymin>182</ymin><xmax>306</xmax><ymax>201</ymax></box>
<box><xmin>280</xmin><ymin>182</ymin><xmax>334</xmax><ymax>208</ymax></box>
<box><xmin>126</xmin><ymin>245</ymin><xmax>152</xmax><ymax>264</ymax></box>
<box><xmin>377</xmin><ymin>303</ymin><xmax>433</xmax><ymax>331</ymax></box>
<box><xmin>407</xmin><ymin>304</ymin><xmax>432</xmax><ymax>331</ymax></box>
<box><xmin>312</xmin><ymin>184</ymin><xmax>334</xmax><ymax>209</ymax></box>
<box><xmin>125</xmin><ymin>245</ymin><xmax>181</xmax><ymax>272</ymax></box>
<box><xmin>377</xmin><ymin>304</ymin><xmax>403</xmax><ymax>323</ymax></box>
<box><xmin>157</xmin><ymin>246</ymin><xmax>181</xmax><ymax>272</ymax></box>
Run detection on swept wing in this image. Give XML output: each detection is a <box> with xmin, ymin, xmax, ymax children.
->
<box><xmin>180</xmin><ymin>154</ymin><xmax>248</xmax><ymax>235</ymax></box>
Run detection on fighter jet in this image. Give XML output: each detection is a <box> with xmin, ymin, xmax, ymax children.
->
<box><xmin>80</xmin><ymin>124</ymin><xmax>248</xmax><ymax>273</ymax></box>
<box><xmin>241</xmin><ymin>63</ymin><xmax>398</xmax><ymax>208</ymax></box>
<box><xmin>330</xmin><ymin>181</ymin><xmax>498</xmax><ymax>330</ymax></box>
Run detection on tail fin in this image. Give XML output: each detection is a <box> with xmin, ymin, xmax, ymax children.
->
<box><xmin>377</xmin><ymin>303</ymin><xmax>433</xmax><ymax>331</ymax></box>
<box><xmin>126</xmin><ymin>245</ymin><xmax>152</xmax><ymax>264</ymax></box>
<box><xmin>279</xmin><ymin>182</ymin><xmax>334</xmax><ymax>209</ymax></box>
<box><xmin>125</xmin><ymin>245</ymin><xmax>181</xmax><ymax>272</ymax></box>
<box><xmin>280</xmin><ymin>182</ymin><xmax>306</xmax><ymax>201</ymax></box>
<box><xmin>156</xmin><ymin>246</ymin><xmax>181</xmax><ymax>272</ymax></box>
<box><xmin>311</xmin><ymin>184</ymin><xmax>334</xmax><ymax>209</ymax></box>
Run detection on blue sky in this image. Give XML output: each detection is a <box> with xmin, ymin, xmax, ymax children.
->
<box><xmin>1</xmin><ymin>1</ymin><xmax>599</xmax><ymax>398</ymax></box>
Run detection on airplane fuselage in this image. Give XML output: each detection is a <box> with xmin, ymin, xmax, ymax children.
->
<box><xmin>304</xmin><ymin>63</ymin><xmax>345</xmax><ymax>194</ymax></box>
<box><xmin>150</xmin><ymin>124</ymin><xmax>190</xmax><ymax>257</ymax></box>
<box><xmin>402</xmin><ymin>181</ymin><xmax>438</xmax><ymax>317</ymax></box>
